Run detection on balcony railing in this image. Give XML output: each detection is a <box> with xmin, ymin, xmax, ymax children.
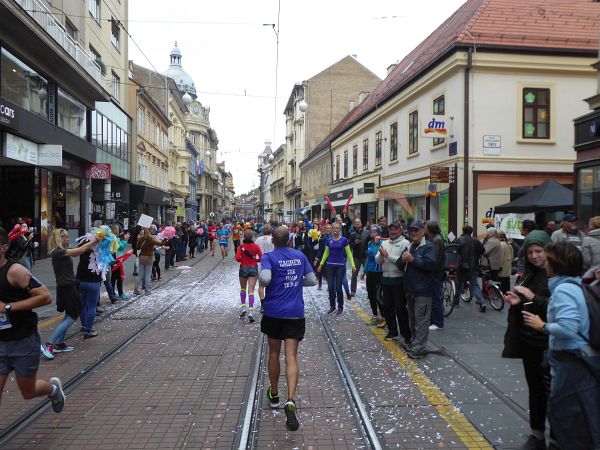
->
<box><xmin>14</xmin><ymin>0</ymin><xmax>106</xmax><ymax>89</ymax></box>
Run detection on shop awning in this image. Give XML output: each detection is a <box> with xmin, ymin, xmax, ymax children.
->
<box><xmin>494</xmin><ymin>179</ymin><xmax>573</xmax><ymax>214</ymax></box>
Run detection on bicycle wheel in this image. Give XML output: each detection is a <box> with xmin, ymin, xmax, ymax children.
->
<box><xmin>460</xmin><ymin>282</ymin><xmax>473</xmax><ymax>303</ymax></box>
<box><xmin>442</xmin><ymin>278</ymin><xmax>455</xmax><ymax>317</ymax></box>
<box><xmin>487</xmin><ymin>283</ymin><xmax>504</xmax><ymax>311</ymax></box>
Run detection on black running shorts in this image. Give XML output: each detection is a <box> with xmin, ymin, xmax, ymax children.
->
<box><xmin>239</xmin><ymin>265</ymin><xmax>259</xmax><ymax>278</ymax></box>
<box><xmin>261</xmin><ymin>316</ymin><xmax>305</xmax><ymax>341</ymax></box>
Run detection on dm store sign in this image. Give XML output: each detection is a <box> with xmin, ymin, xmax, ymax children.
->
<box><xmin>421</xmin><ymin>115</ymin><xmax>448</xmax><ymax>138</ymax></box>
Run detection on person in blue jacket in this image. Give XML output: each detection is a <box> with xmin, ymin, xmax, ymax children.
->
<box><xmin>400</xmin><ymin>220</ymin><xmax>437</xmax><ymax>359</ymax></box>
<box><xmin>523</xmin><ymin>241</ymin><xmax>598</xmax><ymax>450</ymax></box>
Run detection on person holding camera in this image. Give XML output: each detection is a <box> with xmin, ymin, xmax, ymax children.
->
<box><xmin>502</xmin><ymin>230</ymin><xmax>553</xmax><ymax>450</ymax></box>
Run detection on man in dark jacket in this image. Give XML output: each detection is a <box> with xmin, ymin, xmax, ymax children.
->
<box><xmin>128</xmin><ymin>225</ymin><xmax>141</xmax><ymax>276</ymax></box>
<box><xmin>454</xmin><ymin>225</ymin><xmax>486</xmax><ymax>312</ymax></box>
<box><xmin>426</xmin><ymin>221</ymin><xmax>445</xmax><ymax>330</ymax></box>
<box><xmin>400</xmin><ymin>220</ymin><xmax>436</xmax><ymax>359</ymax></box>
<box><xmin>349</xmin><ymin>218</ymin><xmax>370</xmax><ymax>295</ymax></box>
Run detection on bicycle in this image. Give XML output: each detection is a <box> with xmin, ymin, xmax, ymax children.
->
<box><xmin>441</xmin><ymin>265</ymin><xmax>457</xmax><ymax>317</ymax></box>
<box><xmin>458</xmin><ymin>268</ymin><xmax>504</xmax><ymax>311</ymax></box>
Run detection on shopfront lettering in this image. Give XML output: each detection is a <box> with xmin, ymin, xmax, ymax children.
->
<box><xmin>85</xmin><ymin>163</ymin><xmax>111</xmax><ymax>180</ymax></box>
<box><xmin>0</xmin><ymin>104</ymin><xmax>15</xmax><ymax>118</ymax></box>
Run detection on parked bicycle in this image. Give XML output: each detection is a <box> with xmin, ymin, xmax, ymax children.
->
<box><xmin>441</xmin><ymin>264</ymin><xmax>457</xmax><ymax>317</ymax></box>
<box><xmin>459</xmin><ymin>268</ymin><xmax>504</xmax><ymax>310</ymax></box>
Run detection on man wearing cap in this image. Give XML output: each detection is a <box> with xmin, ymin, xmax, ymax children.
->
<box><xmin>375</xmin><ymin>220</ymin><xmax>411</xmax><ymax>344</ymax></box>
<box><xmin>551</xmin><ymin>213</ymin><xmax>584</xmax><ymax>251</ymax></box>
<box><xmin>400</xmin><ymin>220</ymin><xmax>436</xmax><ymax>359</ymax></box>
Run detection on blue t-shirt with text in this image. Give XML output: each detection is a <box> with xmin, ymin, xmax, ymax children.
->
<box><xmin>261</xmin><ymin>247</ymin><xmax>313</xmax><ymax>319</ymax></box>
<box><xmin>217</xmin><ymin>228</ymin><xmax>230</xmax><ymax>245</ymax></box>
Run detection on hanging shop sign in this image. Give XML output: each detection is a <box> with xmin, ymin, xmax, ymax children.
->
<box><xmin>85</xmin><ymin>163</ymin><xmax>111</xmax><ymax>180</ymax></box>
<box><xmin>421</xmin><ymin>115</ymin><xmax>448</xmax><ymax>138</ymax></box>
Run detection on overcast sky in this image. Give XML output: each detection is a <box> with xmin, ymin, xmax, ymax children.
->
<box><xmin>128</xmin><ymin>0</ymin><xmax>467</xmax><ymax>195</ymax></box>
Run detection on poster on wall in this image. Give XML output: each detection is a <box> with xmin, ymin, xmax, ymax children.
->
<box><xmin>494</xmin><ymin>212</ymin><xmax>535</xmax><ymax>240</ymax></box>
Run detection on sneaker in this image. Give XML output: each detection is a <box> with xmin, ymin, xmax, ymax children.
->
<box><xmin>367</xmin><ymin>318</ymin><xmax>380</xmax><ymax>326</ymax></box>
<box><xmin>479</xmin><ymin>304</ymin><xmax>487</xmax><ymax>313</ymax></box>
<box><xmin>429</xmin><ymin>324</ymin><xmax>442</xmax><ymax>331</ymax></box>
<box><xmin>248</xmin><ymin>307</ymin><xmax>255</xmax><ymax>323</ymax></box>
<box><xmin>95</xmin><ymin>309</ymin><xmax>104</xmax><ymax>315</ymax></box>
<box><xmin>326</xmin><ymin>306</ymin><xmax>336</xmax><ymax>314</ymax></box>
<box><xmin>384</xmin><ymin>334</ymin><xmax>398</xmax><ymax>341</ymax></box>
<box><xmin>376</xmin><ymin>319</ymin><xmax>387</xmax><ymax>328</ymax></box>
<box><xmin>284</xmin><ymin>400</ymin><xmax>299</xmax><ymax>431</ymax></box>
<box><xmin>41</xmin><ymin>343</ymin><xmax>54</xmax><ymax>360</ymax></box>
<box><xmin>53</xmin><ymin>343</ymin><xmax>75</xmax><ymax>353</ymax></box>
<box><xmin>119</xmin><ymin>293</ymin><xmax>130</xmax><ymax>300</ymax></box>
<box><xmin>240</xmin><ymin>304</ymin><xmax>247</xmax><ymax>317</ymax></box>
<box><xmin>109</xmin><ymin>297</ymin><xmax>118</xmax><ymax>304</ymax></box>
<box><xmin>48</xmin><ymin>377</ymin><xmax>65</xmax><ymax>413</ymax></box>
<box><xmin>335</xmin><ymin>307</ymin><xmax>343</xmax><ymax>315</ymax></box>
<box><xmin>346</xmin><ymin>293</ymin><xmax>352</xmax><ymax>301</ymax></box>
<box><xmin>401</xmin><ymin>340</ymin><xmax>412</xmax><ymax>352</ymax></box>
<box><xmin>519</xmin><ymin>434</ymin><xmax>546</xmax><ymax>450</ymax></box>
<box><xmin>407</xmin><ymin>351</ymin><xmax>425</xmax><ymax>359</ymax></box>
<box><xmin>267</xmin><ymin>386</ymin><xmax>280</xmax><ymax>408</ymax></box>
<box><xmin>83</xmin><ymin>330</ymin><xmax>98</xmax><ymax>339</ymax></box>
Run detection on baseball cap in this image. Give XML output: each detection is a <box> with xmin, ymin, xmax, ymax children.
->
<box><xmin>370</xmin><ymin>225</ymin><xmax>381</xmax><ymax>234</ymax></box>
<box><xmin>563</xmin><ymin>213</ymin><xmax>577</xmax><ymax>222</ymax></box>
<box><xmin>408</xmin><ymin>219</ymin><xmax>425</xmax><ymax>230</ymax></box>
<box><xmin>388</xmin><ymin>221</ymin><xmax>402</xmax><ymax>229</ymax></box>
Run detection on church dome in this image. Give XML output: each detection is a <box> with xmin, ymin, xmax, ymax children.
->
<box><xmin>162</xmin><ymin>41</ymin><xmax>197</xmax><ymax>99</ymax></box>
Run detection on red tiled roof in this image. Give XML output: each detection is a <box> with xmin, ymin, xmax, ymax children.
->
<box><xmin>310</xmin><ymin>0</ymin><xmax>600</xmax><ymax>157</ymax></box>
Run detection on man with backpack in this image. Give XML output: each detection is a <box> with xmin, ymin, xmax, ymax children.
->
<box><xmin>455</xmin><ymin>225</ymin><xmax>486</xmax><ymax>312</ymax></box>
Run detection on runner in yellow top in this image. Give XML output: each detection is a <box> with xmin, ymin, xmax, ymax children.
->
<box><xmin>231</xmin><ymin>222</ymin><xmax>242</xmax><ymax>254</ymax></box>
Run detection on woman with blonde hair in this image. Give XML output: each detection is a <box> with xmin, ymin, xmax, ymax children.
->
<box><xmin>42</xmin><ymin>229</ymin><xmax>96</xmax><ymax>357</ymax></box>
<box><xmin>134</xmin><ymin>228</ymin><xmax>165</xmax><ymax>295</ymax></box>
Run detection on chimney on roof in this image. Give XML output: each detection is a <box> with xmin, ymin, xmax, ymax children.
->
<box><xmin>358</xmin><ymin>92</ymin><xmax>369</xmax><ymax>104</ymax></box>
<box><xmin>349</xmin><ymin>100</ymin><xmax>355</xmax><ymax>112</ymax></box>
<box><xmin>387</xmin><ymin>63</ymin><xmax>397</xmax><ymax>76</ymax></box>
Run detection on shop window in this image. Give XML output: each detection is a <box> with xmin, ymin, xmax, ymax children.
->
<box><xmin>0</xmin><ymin>48</ymin><xmax>48</xmax><ymax>120</ymax></box>
<box><xmin>343</xmin><ymin>150</ymin><xmax>348</xmax><ymax>178</ymax></box>
<box><xmin>375</xmin><ymin>131</ymin><xmax>382</xmax><ymax>166</ymax></box>
<box><xmin>390</xmin><ymin>122</ymin><xmax>398</xmax><ymax>161</ymax></box>
<box><xmin>352</xmin><ymin>145</ymin><xmax>358</xmax><ymax>174</ymax></box>
<box><xmin>523</xmin><ymin>88</ymin><xmax>550</xmax><ymax>139</ymax></box>
<box><xmin>409</xmin><ymin>110</ymin><xmax>418</xmax><ymax>155</ymax></box>
<box><xmin>433</xmin><ymin>95</ymin><xmax>445</xmax><ymax>146</ymax></box>
<box><xmin>362</xmin><ymin>139</ymin><xmax>369</xmax><ymax>171</ymax></box>
<box><xmin>57</xmin><ymin>88</ymin><xmax>86</xmax><ymax>139</ymax></box>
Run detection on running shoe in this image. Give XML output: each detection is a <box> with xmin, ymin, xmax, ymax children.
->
<box><xmin>240</xmin><ymin>304</ymin><xmax>247</xmax><ymax>317</ymax></box>
<box><xmin>48</xmin><ymin>377</ymin><xmax>65</xmax><ymax>413</ymax></box>
<box><xmin>367</xmin><ymin>317</ymin><xmax>379</xmax><ymax>326</ymax></box>
<box><xmin>376</xmin><ymin>319</ymin><xmax>387</xmax><ymax>328</ymax></box>
<box><xmin>335</xmin><ymin>307</ymin><xmax>343</xmax><ymax>315</ymax></box>
<box><xmin>267</xmin><ymin>386</ymin><xmax>280</xmax><ymax>408</ymax></box>
<box><xmin>284</xmin><ymin>400</ymin><xmax>299</xmax><ymax>431</ymax></box>
<box><xmin>119</xmin><ymin>293</ymin><xmax>130</xmax><ymax>300</ymax></box>
<box><xmin>41</xmin><ymin>343</ymin><xmax>54</xmax><ymax>360</ymax></box>
<box><xmin>83</xmin><ymin>330</ymin><xmax>98</xmax><ymax>339</ymax></box>
<box><xmin>407</xmin><ymin>351</ymin><xmax>425</xmax><ymax>359</ymax></box>
<box><xmin>248</xmin><ymin>307</ymin><xmax>255</xmax><ymax>323</ymax></box>
<box><xmin>53</xmin><ymin>343</ymin><xmax>75</xmax><ymax>353</ymax></box>
<box><xmin>383</xmin><ymin>334</ymin><xmax>398</xmax><ymax>341</ymax></box>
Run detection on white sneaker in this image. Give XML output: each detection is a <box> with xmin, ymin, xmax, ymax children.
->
<box><xmin>429</xmin><ymin>324</ymin><xmax>442</xmax><ymax>331</ymax></box>
<box><xmin>240</xmin><ymin>304</ymin><xmax>247</xmax><ymax>317</ymax></box>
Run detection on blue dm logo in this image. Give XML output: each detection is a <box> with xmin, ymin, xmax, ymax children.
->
<box><xmin>424</xmin><ymin>117</ymin><xmax>448</xmax><ymax>136</ymax></box>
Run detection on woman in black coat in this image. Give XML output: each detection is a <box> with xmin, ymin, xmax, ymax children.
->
<box><xmin>502</xmin><ymin>230</ymin><xmax>554</xmax><ymax>450</ymax></box>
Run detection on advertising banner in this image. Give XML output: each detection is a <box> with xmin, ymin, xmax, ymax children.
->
<box><xmin>494</xmin><ymin>212</ymin><xmax>535</xmax><ymax>240</ymax></box>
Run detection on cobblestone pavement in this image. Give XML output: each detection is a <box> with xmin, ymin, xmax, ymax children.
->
<box><xmin>2</xmin><ymin>255</ymin><xmax>528</xmax><ymax>449</ymax></box>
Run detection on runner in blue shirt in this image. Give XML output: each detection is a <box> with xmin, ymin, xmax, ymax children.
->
<box><xmin>217</xmin><ymin>222</ymin><xmax>230</xmax><ymax>258</ymax></box>
<box><xmin>259</xmin><ymin>225</ymin><xmax>317</xmax><ymax>432</ymax></box>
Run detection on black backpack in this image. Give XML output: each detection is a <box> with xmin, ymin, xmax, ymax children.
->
<box><xmin>564</xmin><ymin>280</ymin><xmax>600</xmax><ymax>350</ymax></box>
<box><xmin>444</xmin><ymin>243</ymin><xmax>462</xmax><ymax>270</ymax></box>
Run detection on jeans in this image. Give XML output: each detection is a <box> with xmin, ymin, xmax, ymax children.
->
<box><xmin>325</xmin><ymin>265</ymin><xmax>346</xmax><ymax>308</ymax></box>
<box><xmin>407</xmin><ymin>294</ymin><xmax>432</xmax><ymax>355</ymax></box>
<box><xmin>177</xmin><ymin>240</ymin><xmax>187</xmax><ymax>261</ymax></box>
<box><xmin>456</xmin><ymin>269</ymin><xmax>485</xmax><ymax>305</ymax></box>
<box><xmin>350</xmin><ymin>258</ymin><xmax>364</xmax><ymax>294</ymax></box>
<box><xmin>21</xmin><ymin>256</ymin><xmax>32</xmax><ymax>271</ymax></box>
<box><xmin>79</xmin><ymin>281</ymin><xmax>100</xmax><ymax>332</ymax></box>
<box><xmin>430</xmin><ymin>278</ymin><xmax>444</xmax><ymax>328</ymax></box>
<box><xmin>342</xmin><ymin>275</ymin><xmax>350</xmax><ymax>296</ymax></box>
<box><xmin>103</xmin><ymin>278</ymin><xmax>115</xmax><ymax>300</ymax></box>
<box><xmin>136</xmin><ymin>264</ymin><xmax>152</xmax><ymax>291</ymax></box>
<box><xmin>381</xmin><ymin>282</ymin><xmax>411</xmax><ymax>342</ymax></box>
<box><xmin>48</xmin><ymin>314</ymin><xmax>76</xmax><ymax>345</ymax></box>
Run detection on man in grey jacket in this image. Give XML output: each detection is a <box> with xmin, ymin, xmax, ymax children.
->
<box><xmin>375</xmin><ymin>220</ymin><xmax>411</xmax><ymax>344</ymax></box>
